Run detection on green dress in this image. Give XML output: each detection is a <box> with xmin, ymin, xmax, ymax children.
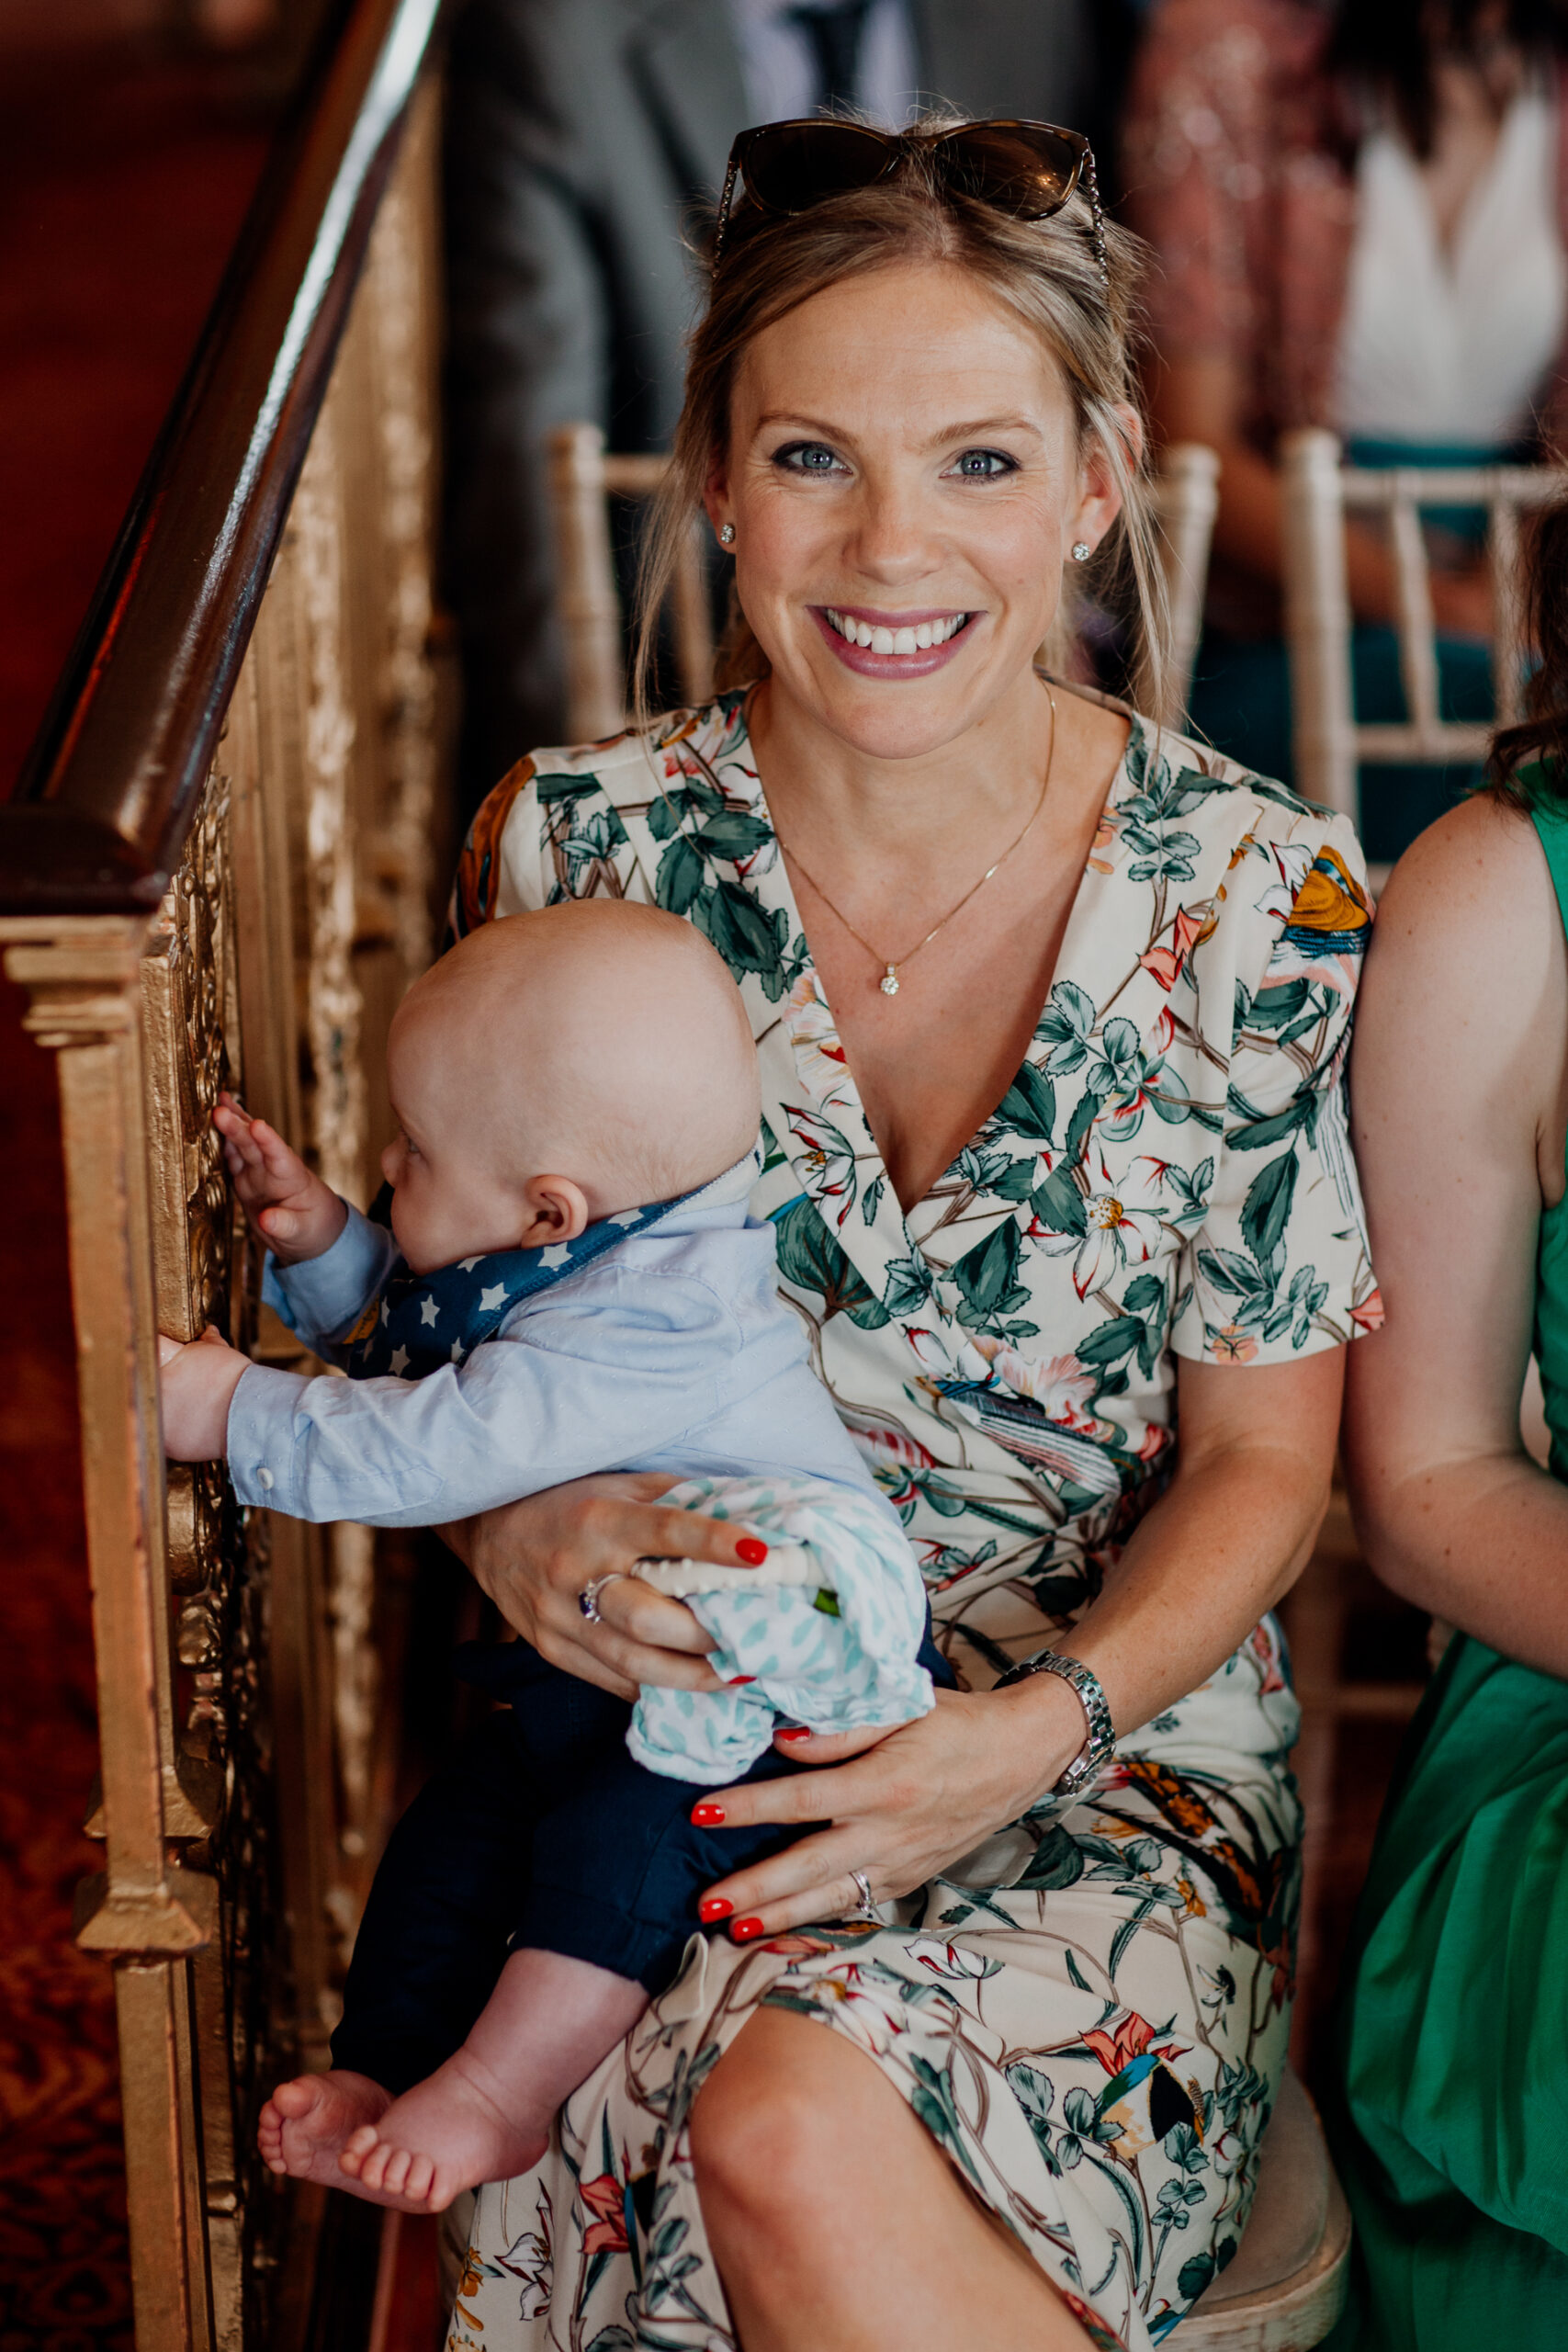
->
<box><xmin>1326</xmin><ymin>786</ymin><xmax>1568</xmax><ymax>2346</ymax></box>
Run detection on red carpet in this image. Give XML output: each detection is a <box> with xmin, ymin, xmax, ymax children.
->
<box><xmin>0</xmin><ymin>51</ymin><xmax>272</xmax><ymax>796</ymax></box>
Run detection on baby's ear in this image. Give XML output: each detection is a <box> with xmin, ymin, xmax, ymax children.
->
<box><xmin>518</xmin><ymin>1173</ymin><xmax>591</xmax><ymax>1248</ymax></box>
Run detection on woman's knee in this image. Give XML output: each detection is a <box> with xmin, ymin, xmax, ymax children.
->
<box><xmin>689</xmin><ymin>2014</ymin><xmax>863</xmax><ymax>2228</ymax></box>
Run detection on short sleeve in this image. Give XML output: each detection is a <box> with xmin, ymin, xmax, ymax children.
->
<box><xmin>1169</xmin><ymin>817</ymin><xmax>1382</xmax><ymax>1364</ymax></box>
<box><xmin>446</xmin><ymin>756</ymin><xmax>548</xmax><ymax>942</ymax></box>
<box><xmin>446</xmin><ymin>746</ymin><xmax>649</xmax><ymax>944</ymax></box>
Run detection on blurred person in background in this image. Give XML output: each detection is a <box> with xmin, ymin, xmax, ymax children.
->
<box><xmin>443</xmin><ymin>0</ymin><xmax>1137</xmax><ymax>809</ymax></box>
<box><xmin>1123</xmin><ymin>1</ymin><xmax>1568</xmax><ymax>865</ymax></box>
<box><xmin>1327</xmin><ymin>495</ymin><xmax>1568</xmax><ymax>2348</ymax></box>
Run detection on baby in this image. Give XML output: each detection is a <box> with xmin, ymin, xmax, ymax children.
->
<box><xmin>158</xmin><ymin>900</ymin><xmax>945</xmax><ymax>2214</ymax></box>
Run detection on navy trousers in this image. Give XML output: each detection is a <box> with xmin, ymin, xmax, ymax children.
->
<box><xmin>332</xmin><ymin>1628</ymin><xmax>954</xmax><ymax>2096</ymax></box>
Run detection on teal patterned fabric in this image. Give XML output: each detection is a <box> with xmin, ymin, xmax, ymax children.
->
<box><xmin>626</xmin><ymin>1473</ymin><xmax>933</xmax><ymax>1784</ymax></box>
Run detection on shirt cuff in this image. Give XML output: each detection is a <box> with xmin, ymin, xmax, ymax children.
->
<box><xmin>263</xmin><ymin>1204</ymin><xmax>398</xmax><ymax>1348</ymax></box>
<box><xmin>226</xmin><ymin>1362</ymin><xmax>312</xmax><ymax>1511</ymax></box>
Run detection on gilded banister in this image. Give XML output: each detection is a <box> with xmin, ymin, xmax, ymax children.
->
<box><xmin>0</xmin><ymin>3</ymin><xmax>448</xmax><ymax>2343</ymax></box>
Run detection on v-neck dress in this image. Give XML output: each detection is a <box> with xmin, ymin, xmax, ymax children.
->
<box><xmin>443</xmin><ymin>691</ymin><xmax>1381</xmax><ymax>2352</ymax></box>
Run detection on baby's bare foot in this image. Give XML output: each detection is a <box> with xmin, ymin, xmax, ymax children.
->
<box><xmin>258</xmin><ymin>2070</ymin><xmax>390</xmax><ymax>2189</ymax></box>
<box><xmin>338</xmin><ymin>2052</ymin><xmax>547</xmax><ymax>2213</ymax></box>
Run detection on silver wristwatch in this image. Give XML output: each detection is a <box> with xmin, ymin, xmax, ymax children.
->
<box><xmin>993</xmin><ymin>1650</ymin><xmax>1116</xmax><ymax>1797</ymax></box>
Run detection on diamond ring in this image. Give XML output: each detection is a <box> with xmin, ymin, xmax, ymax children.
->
<box><xmin>578</xmin><ymin>1573</ymin><xmax>623</xmax><ymax>1624</ymax></box>
<box><xmin>845</xmin><ymin>1868</ymin><xmax>879</xmax><ymax>1925</ymax></box>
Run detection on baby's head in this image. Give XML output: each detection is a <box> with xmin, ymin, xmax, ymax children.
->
<box><xmin>380</xmin><ymin>903</ymin><xmax>761</xmax><ymax>1273</ymax></box>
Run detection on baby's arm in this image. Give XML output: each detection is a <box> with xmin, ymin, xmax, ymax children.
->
<box><xmin>160</xmin><ymin>1099</ymin><xmax>386</xmax><ymax>1459</ymax></box>
<box><xmin>156</xmin><ymin>1272</ymin><xmax>743</xmax><ymax>1512</ymax></box>
<box><xmin>213</xmin><ymin>1091</ymin><xmax>346</xmax><ymax>1264</ymax></box>
<box><xmin>160</xmin><ymin>1329</ymin><xmax>252</xmax><ymax>1461</ymax></box>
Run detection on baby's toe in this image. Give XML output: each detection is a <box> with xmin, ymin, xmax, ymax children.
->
<box><xmin>404</xmin><ymin>2152</ymin><xmax>436</xmax><ymax>2206</ymax></box>
<box><xmin>269</xmin><ymin>2076</ymin><xmax>319</xmax><ymax>2121</ymax></box>
<box><xmin>380</xmin><ymin>2146</ymin><xmax>413</xmax><ymax>2197</ymax></box>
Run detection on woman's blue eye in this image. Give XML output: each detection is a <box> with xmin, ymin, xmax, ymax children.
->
<box><xmin>775</xmin><ymin>441</ymin><xmax>845</xmax><ymax>474</ymax></box>
<box><xmin>952</xmin><ymin>449</ymin><xmax>1015</xmax><ymax>479</ymax></box>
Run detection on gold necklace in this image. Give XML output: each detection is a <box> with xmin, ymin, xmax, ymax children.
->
<box><xmin>770</xmin><ymin>689</ymin><xmax>1057</xmax><ymax>998</ymax></box>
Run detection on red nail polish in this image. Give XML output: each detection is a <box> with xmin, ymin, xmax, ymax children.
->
<box><xmin>731</xmin><ymin>1917</ymin><xmax>765</xmax><ymax>1940</ymax></box>
<box><xmin>728</xmin><ymin>1675</ymin><xmax>756</xmax><ymax>1686</ymax></box>
<box><xmin>699</xmin><ymin>1897</ymin><xmax>733</xmax><ymax>1922</ymax></box>
<box><xmin>691</xmin><ymin>1803</ymin><xmax>726</xmax><ymax>1826</ymax></box>
<box><xmin>776</xmin><ymin>1726</ymin><xmax>812</xmax><ymax>1742</ymax></box>
<box><xmin>736</xmin><ymin>1537</ymin><xmax>769</xmax><ymax>1566</ymax></box>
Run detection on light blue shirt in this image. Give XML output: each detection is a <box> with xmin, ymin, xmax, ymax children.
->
<box><xmin>228</xmin><ymin>1156</ymin><xmax>887</xmax><ymax>1532</ymax></box>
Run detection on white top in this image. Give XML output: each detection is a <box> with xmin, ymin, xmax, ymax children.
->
<box><xmin>729</xmin><ymin>0</ymin><xmax>920</xmax><ymax>130</ymax></box>
<box><xmin>1335</xmin><ymin>86</ymin><xmax>1567</xmax><ymax>446</ymax></box>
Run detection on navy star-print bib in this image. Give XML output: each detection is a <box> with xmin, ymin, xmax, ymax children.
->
<box><xmin>344</xmin><ymin>1190</ymin><xmax>696</xmax><ymax>1382</ymax></box>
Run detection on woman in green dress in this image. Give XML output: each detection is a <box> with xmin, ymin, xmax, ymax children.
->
<box><xmin>1332</xmin><ymin>499</ymin><xmax>1568</xmax><ymax>2345</ymax></box>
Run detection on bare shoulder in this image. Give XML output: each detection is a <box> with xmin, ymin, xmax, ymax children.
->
<box><xmin>1369</xmin><ymin>792</ymin><xmax>1563</xmax><ymax>1008</ymax></box>
<box><xmin>1356</xmin><ymin>792</ymin><xmax>1568</xmax><ymax>1192</ymax></box>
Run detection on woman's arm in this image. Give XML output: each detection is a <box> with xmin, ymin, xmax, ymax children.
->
<box><xmin>1059</xmin><ymin>1344</ymin><xmax>1341</xmax><ymax>1723</ymax></box>
<box><xmin>1150</xmin><ymin>354</ymin><xmax>1491</xmax><ymax>636</ymax></box>
<box><xmin>1343</xmin><ymin>794</ymin><xmax>1568</xmax><ymax>1672</ymax></box>
<box><xmin>689</xmin><ymin>1344</ymin><xmax>1342</xmax><ymax>1939</ymax></box>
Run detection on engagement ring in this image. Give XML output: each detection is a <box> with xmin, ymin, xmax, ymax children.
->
<box><xmin>578</xmin><ymin>1573</ymin><xmax>623</xmax><ymax>1623</ymax></box>
<box><xmin>845</xmin><ymin>1868</ymin><xmax>879</xmax><ymax>1925</ymax></box>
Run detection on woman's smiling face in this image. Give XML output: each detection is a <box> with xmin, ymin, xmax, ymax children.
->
<box><xmin>708</xmin><ymin>257</ymin><xmax>1124</xmax><ymax>760</ymax></box>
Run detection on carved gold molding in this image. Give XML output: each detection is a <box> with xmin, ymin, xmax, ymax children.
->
<box><xmin>5</xmin><ymin>72</ymin><xmax>447</xmax><ymax>2351</ymax></box>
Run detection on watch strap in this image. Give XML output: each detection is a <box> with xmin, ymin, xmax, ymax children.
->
<box><xmin>993</xmin><ymin>1649</ymin><xmax>1116</xmax><ymax>1796</ymax></box>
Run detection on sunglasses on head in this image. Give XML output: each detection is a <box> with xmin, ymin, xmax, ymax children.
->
<box><xmin>713</xmin><ymin>118</ymin><xmax>1108</xmax><ymax>283</ymax></box>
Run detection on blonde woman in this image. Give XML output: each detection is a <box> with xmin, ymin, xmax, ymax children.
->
<box><xmin>443</xmin><ymin>119</ymin><xmax>1380</xmax><ymax>2352</ymax></box>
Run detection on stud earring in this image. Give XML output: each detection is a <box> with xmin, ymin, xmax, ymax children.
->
<box><xmin>719</xmin><ymin>522</ymin><xmax>736</xmax><ymax>547</ymax></box>
<box><xmin>1072</xmin><ymin>540</ymin><xmax>1092</xmax><ymax>563</ymax></box>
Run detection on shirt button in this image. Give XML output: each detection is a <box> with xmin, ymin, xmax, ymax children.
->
<box><xmin>256</xmin><ymin>1467</ymin><xmax>275</xmax><ymax>1490</ymax></box>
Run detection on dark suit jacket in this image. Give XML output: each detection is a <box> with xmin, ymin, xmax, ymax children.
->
<box><xmin>442</xmin><ymin>0</ymin><xmax>1106</xmax><ymax>798</ymax></box>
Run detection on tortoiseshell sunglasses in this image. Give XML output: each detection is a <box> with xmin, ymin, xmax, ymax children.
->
<box><xmin>713</xmin><ymin>117</ymin><xmax>1107</xmax><ymax>285</ymax></box>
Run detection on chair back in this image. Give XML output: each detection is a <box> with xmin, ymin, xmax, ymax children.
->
<box><xmin>548</xmin><ymin>425</ymin><xmax>1221</xmax><ymax>740</ymax></box>
<box><xmin>1280</xmin><ymin>428</ymin><xmax>1566</xmax><ymax>838</ymax></box>
<box><xmin>549</xmin><ymin>424</ymin><xmax>714</xmax><ymax>740</ymax></box>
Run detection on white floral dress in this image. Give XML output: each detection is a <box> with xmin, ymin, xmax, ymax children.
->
<box><xmin>443</xmin><ymin>691</ymin><xmax>1381</xmax><ymax>2352</ymax></box>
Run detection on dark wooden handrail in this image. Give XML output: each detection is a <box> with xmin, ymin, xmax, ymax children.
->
<box><xmin>0</xmin><ymin>0</ymin><xmax>442</xmax><ymax>916</ymax></box>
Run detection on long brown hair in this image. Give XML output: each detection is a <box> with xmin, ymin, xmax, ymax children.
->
<box><xmin>632</xmin><ymin>118</ymin><xmax>1167</xmax><ymax>732</ymax></box>
<box><xmin>1487</xmin><ymin>496</ymin><xmax>1568</xmax><ymax>798</ymax></box>
<box><xmin>1328</xmin><ymin>1</ymin><xmax>1568</xmax><ymax>160</ymax></box>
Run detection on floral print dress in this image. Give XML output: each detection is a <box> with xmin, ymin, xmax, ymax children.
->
<box><xmin>443</xmin><ymin>691</ymin><xmax>1380</xmax><ymax>2352</ymax></box>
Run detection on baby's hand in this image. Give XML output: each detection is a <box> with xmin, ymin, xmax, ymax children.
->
<box><xmin>214</xmin><ymin>1091</ymin><xmax>346</xmax><ymax>1263</ymax></box>
<box><xmin>158</xmin><ymin>1328</ymin><xmax>252</xmax><ymax>1462</ymax></box>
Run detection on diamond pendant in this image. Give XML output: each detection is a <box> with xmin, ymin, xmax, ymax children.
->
<box><xmin>880</xmin><ymin>967</ymin><xmax>900</xmax><ymax>997</ymax></box>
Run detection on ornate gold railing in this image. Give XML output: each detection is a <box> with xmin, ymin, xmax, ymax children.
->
<box><xmin>0</xmin><ymin>2</ymin><xmax>447</xmax><ymax>2341</ymax></box>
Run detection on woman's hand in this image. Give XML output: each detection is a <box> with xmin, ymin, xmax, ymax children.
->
<box><xmin>694</xmin><ymin>1679</ymin><xmax>1087</xmax><ymax>1939</ymax></box>
<box><xmin>452</xmin><ymin>1472</ymin><xmax>773</xmax><ymax>1700</ymax></box>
